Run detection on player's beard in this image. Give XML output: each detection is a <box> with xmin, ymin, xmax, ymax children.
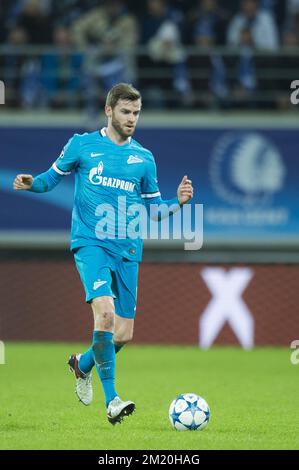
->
<box><xmin>111</xmin><ymin>113</ymin><xmax>135</xmax><ymax>140</ymax></box>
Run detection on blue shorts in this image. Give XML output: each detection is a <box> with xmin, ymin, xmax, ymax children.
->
<box><xmin>73</xmin><ymin>245</ymin><xmax>139</xmax><ymax>319</ymax></box>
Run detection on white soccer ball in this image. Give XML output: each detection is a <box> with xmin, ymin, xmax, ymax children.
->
<box><xmin>169</xmin><ymin>393</ymin><xmax>210</xmax><ymax>431</ymax></box>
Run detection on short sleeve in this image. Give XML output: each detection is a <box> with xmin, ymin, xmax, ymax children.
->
<box><xmin>141</xmin><ymin>155</ymin><xmax>161</xmax><ymax>200</ymax></box>
<box><xmin>52</xmin><ymin>134</ymin><xmax>80</xmax><ymax>175</ymax></box>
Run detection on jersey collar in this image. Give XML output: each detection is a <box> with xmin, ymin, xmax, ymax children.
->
<box><xmin>100</xmin><ymin>127</ymin><xmax>132</xmax><ymax>145</ymax></box>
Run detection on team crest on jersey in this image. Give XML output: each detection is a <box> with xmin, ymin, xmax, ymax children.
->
<box><xmin>127</xmin><ymin>155</ymin><xmax>143</xmax><ymax>164</ymax></box>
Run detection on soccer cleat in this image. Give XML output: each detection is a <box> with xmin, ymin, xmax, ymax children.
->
<box><xmin>106</xmin><ymin>396</ymin><xmax>135</xmax><ymax>425</ymax></box>
<box><xmin>68</xmin><ymin>354</ymin><xmax>93</xmax><ymax>406</ymax></box>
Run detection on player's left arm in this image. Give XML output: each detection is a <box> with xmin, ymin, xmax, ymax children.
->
<box><xmin>141</xmin><ymin>155</ymin><xmax>194</xmax><ymax>221</ymax></box>
<box><xmin>176</xmin><ymin>175</ymin><xmax>193</xmax><ymax>205</ymax></box>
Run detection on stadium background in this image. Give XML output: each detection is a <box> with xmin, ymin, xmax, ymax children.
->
<box><xmin>0</xmin><ymin>0</ymin><xmax>299</xmax><ymax>349</ymax></box>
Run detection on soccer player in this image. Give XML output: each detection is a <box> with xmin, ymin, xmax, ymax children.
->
<box><xmin>13</xmin><ymin>83</ymin><xmax>194</xmax><ymax>425</ymax></box>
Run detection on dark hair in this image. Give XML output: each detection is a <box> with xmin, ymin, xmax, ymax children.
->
<box><xmin>106</xmin><ymin>83</ymin><xmax>141</xmax><ymax>109</ymax></box>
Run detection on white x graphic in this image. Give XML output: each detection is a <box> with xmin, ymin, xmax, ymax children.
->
<box><xmin>199</xmin><ymin>267</ymin><xmax>254</xmax><ymax>349</ymax></box>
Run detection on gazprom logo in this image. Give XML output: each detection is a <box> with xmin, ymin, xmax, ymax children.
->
<box><xmin>89</xmin><ymin>161</ymin><xmax>104</xmax><ymax>184</ymax></box>
<box><xmin>89</xmin><ymin>162</ymin><xmax>135</xmax><ymax>192</ymax></box>
<box><xmin>0</xmin><ymin>81</ymin><xmax>5</xmax><ymax>104</ymax></box>
<box><xmin>210</xmin><ymin>132</ymin><xmax>286</xmax><ymax>205</ymax></box>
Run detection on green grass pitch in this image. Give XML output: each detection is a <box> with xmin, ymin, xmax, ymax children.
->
<box><xmin>0</xmin><ymin>343</ymin><xmax>298</xmax><ymax>450</ymax></box>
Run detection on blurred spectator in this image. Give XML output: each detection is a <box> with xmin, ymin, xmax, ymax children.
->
<box><xmin>285</xmin><ymin>2</ymin><xmax>299</xmax><ymax>36</ymax></box>
<box><xmin>139</xmin><ymin>0</ymin><xmax>191</xmax><ymax>108</ymax></box>
<box><xmin>188</xmin><ymin>33</ymin><xmax>229</xmax><ymax>109</ymax></box>
<box><xmin>169</xmin><ymin>0</ymin><xmax>195</xmax><ymax>14</ymax></box>
<box><xmin>49</xmin><ymin>0</ymin><xmax>99</xmax><ymax>27</ymax></box>
<box><xmin>71</xmin><ymin>0</ymin><xmax>137</xmax><ymax>117</ymax></box>
<box><xmin>186</xmin><ymin>1</ymin><xmax>229</xmax><ymax>109</ymax></box>
<box><xmin>147</xmin><ymin>14</ymin><xmax>183</xmax><ymax>63</ymax></box>
<box><xmin>20</xmin><ymin>58</ymin><xmax>42</xmax><ymax>108</ymax></box>
<box><xmin>294</xmin><ymin>12</ymin><xmax>299</xmax><ymax>31</ymax></box>
<box><xmin>185</xmin><ymin>0</ymin><xmax>229</xmax><ymax>45</ymax></box>
<box><xmin>17</xmin><ymin>0</ymin><xmax>53</xmax><ymax>44</ymax></box>
<box><xmin>283</xmin><ymin>29</ymin><xmax>299</xmax><ymax>46</ymax></box>
<box><xmin>0</xmin><ymin>0</ymin><xmax>15</xmax><ymax>42</ymax></box>
<box><xmin>287</xmin><ymin>0</ymin><xmax>299</xmax><ymax>14</ymax></box>
<box><xmin>227</xmin><ymin>0</ymin><xmax>280</xmax><ymax>50</ymax></box>
<box><xmin>1</xmin><ymin>1</ymin><xmax>32</xmax><ymax>33</ymax></box>
<box><xmin>2</xmin><ymin>26</ymin><xmax>42</xmax><ymax>107</ymax></box>
<box><xmin>0</xmin><ymin>5</ymin><xmax>7</xmax><ymax>43</ymax></box>
<box><xmin>72</xmin><ymin>0</ymin><xmax>137</xmax><ymax>49</ymax></box>
<box><xmin>189</xmin><ymin>24</ymin><xmax>259</xmax><ymax>110</ymax></box>
<box><xmin>231</xmin><ymin>27</ymin><xmax>257</xmax><ymax>108</ymax></box>
<box><xmin>40</xmin><ymin>26</ymin><xmax>83</xmax><ymax>108</ymax></box>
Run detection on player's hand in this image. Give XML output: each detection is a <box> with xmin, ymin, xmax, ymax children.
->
<box><xmin>177</xmin><ymin>175</ymin><xmax>193</xmax><ymax>205</ymax></box>
<box><xmin>13</xmin><ymin>174</ymin><xmax>34</xmax><ymax>190</ymax></box>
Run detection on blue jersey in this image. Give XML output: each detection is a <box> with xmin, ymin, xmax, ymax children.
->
<box><xmin>30</xmin><ymin>127</ymin><xmax>180</xmax><ymax>261</ymax></box>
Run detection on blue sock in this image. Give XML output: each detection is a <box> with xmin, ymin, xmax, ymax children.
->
<box><xmin>78</xmin><ymin>341</ymin><xmax>124</xmax><ymax>374</ymax></box>
<box><xmin>78</xmin><ymin>347</ymin><xmax>94</xmax><ymax>374</ymax></box>
<box><xmin>114</xmin><ymin>342</ymin><xmax>125</xmax><ymax>354</ymax></box>
<box><xmin>92</xmin><ymin>331</ymin><xmax>117</xmax><ymax>407</ymax></box>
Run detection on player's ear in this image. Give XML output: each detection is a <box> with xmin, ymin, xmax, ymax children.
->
<box><xmin>105</xmin><ymin>105</ymin><xmax>112</xmax><ymax>118</ymax></box>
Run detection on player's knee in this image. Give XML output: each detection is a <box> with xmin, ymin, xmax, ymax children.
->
<box><xmin>94</xmin><ymin>310</ymin><xmax>114</xmax><ymax>331</ymax></box>
<box><xmin>114</xmin><ymin>329</ymin><xmax>134</xmax><ymax>344</ymax></box>
<box><xmin>92</xmin><ymin>297</ymin><xmax>115</xmax><ymax>331</ymax></box>
<box><xmin>97</xmin><ymin>311</ymin><xmax>114</xmax><ymax>331</ymax></box>
<box><xmin>122</xmin><ymin>333</ymin><xmax>133</xmax><ymax>344</ymax></box>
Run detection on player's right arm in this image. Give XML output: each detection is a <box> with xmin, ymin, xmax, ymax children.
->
<box><xmin>13</xmin><ymin>134</ymin><xmax>80</xmax><ymax>193</ymax></box>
